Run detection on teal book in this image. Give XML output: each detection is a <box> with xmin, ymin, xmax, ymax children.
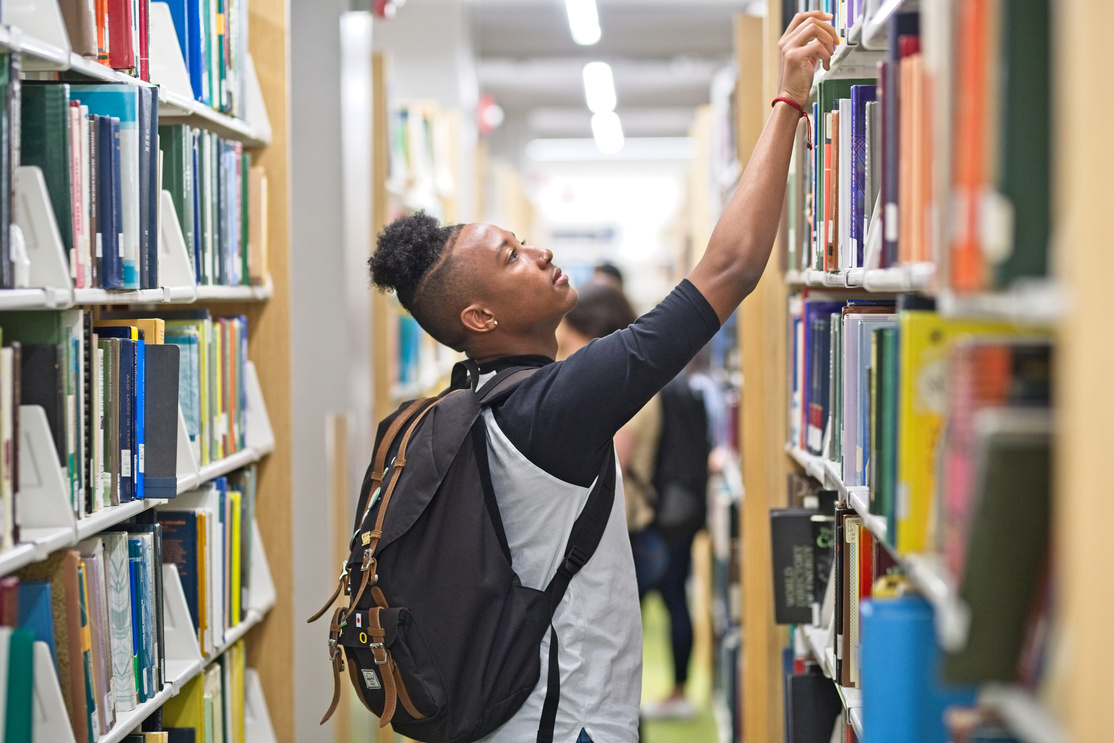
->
<box><xmin>127</xmin><ymin>546</ymin><xmax>146</xmax><ymax>703</ymax></box>
<box><xmin>4</xmin><ymin>629</ymin><xmax>34</xmax><ymax>743</ymax></box>
<box><xmin>68</xmin><ymin>85</ymin><xmax>142</xmax><ymax>289</ymax></box>
<box><xmin>16</xmin><ymin>581</ymin><xmax>56</xmax><ymax>662</ymax></box>
<box><xmin>20</xmin><ymin>84</ymin><xmax>74</xmax><ymax>268</ymax></box>
<box><xmin>159</xmin><ymin>124</ymin><xmax>196</xmax><ymax>275</ymax></box>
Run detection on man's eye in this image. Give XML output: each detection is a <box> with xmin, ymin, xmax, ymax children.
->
<box><xmin>509</xmin><ymin>249</ymin><xmax>518</xmax><ymax>262</ymax></box>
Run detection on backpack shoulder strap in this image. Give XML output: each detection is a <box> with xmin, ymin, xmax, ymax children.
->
<box><xmin>536</xmin><ymin>447</ymin><xmax>616</xmax><ymax>743</ymax></box>
<box><xmin>477</xmin><ymin>366</ymin><xmax>538</xmax><ymax>407</ymax></box>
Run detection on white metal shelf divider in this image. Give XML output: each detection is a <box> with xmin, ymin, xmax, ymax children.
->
<box><xmin>243</xmin><ymin>668</ymin><xmax>279</xmax><ymax>743</ymax></box>
<box><xmin>861</xmin><ymin>0</ymin><xmax>919</xmax><ymax>51</ymax></box>
<box><xmin>981</xmin><ymin>684</ymin><xmax>1067</xmax><ymax>743</ymax></box>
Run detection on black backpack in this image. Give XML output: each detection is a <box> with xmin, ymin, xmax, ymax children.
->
<box><xmin>308</xmin><ymin>364</ymin><xmax>615</xmax><ymax>743</ymax></box>
<box><xmin>652</xmin><ymin>374</ymin><xmax>711</xmax><ymax>541</ymax></box>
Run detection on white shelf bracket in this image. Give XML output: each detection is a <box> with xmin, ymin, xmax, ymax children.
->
<box><xmin>246</xmin><ymin>518</ymin><xmax>276</xmax><ymax>615</ymax></box>
<box><xmin>162</xmin><ymin>563</ymin><xmax>203</xmax><ymax>676</ymax></box>
<box><xmin>147</xmin><ymin>2</ymin><xmax>195</xmax><ymax>101</ymax></box>
<box><xmin>243</xmin><ymin>54</ymin><xmax>272</xmax><ymax>146</ymax></box>
<box><xmin>15</xmin><ymin>166</ymin><xmax>74</xmax><ymax>307</ymax></box>
<box><xmin>17</xmin><ymin>404</ymin><xmax>77</xmax><ymax>541</ymax></box>
<box><xmin>243</xmin><ymin>361</ymin><xmax>274</xmax><ymax>456</ymax></box>
<box><xmin>3</xmin><ymin>0</ymin><xmax>72</xmax><ymax>68</ymax></box>
<box><xmin>158</xmin><ymin>190</ymin><xmax>199</xmax><ymax>301</ymax></box>
<box><xmin>175</xmin><ymin>404</ymin><xmax>201</xmax><ymax>494</ymax></box>
<box><xmin>32</xmin><ymin>640</ymin><xmax>79</xmax><ymax>743</ymax></box>
<box><xmin>243</xmin><ymin>668</ymin><xmax>279</xmax><ymax>743</ymax></box>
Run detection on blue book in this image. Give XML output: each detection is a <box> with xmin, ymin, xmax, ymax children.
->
<box><xmin>861</xmin><ymin>596</ymin><xmax>976</xmax><ymax>743</ymax></box>
<box><xmin>96</xmin><ymin>115</ymin><xmax>123</xmax><ymax>289</ymax></box>
<box><xmin>185</xmin><ymin>0</ymin><xmax>208</xmax><ymax>103</ymax></box>
<box><xmin>850</xmin><ymin>84</ymin><xmax>877</xmax><ymax>266</ymax></box>
<box><xmin>97</xmin><ymin>327</ymin><xmax>137</xmax><ymax>501</ymax></box>
<box><xmin>16</xmin><ymin>581</ymin><xmax>56</xmax><ymax>663</ymax></box>
<box><xmin>159</xmin><ymin>0</ymin><xmax>192</xmax><ymax>79</ymax></box>
<box><xmin>127</xmin><ymin>541</ymin><xmax>150</xmax><ymax>702</ymax></box>
<box><xmin>157</xmin><ymin>512</ymin><xmax>200</xmax><ymax>635</ymax></box>
<box><xmin>70</xmin><ymin>86</ymin><xmax>141</xmax><ymax>289</ymax></box>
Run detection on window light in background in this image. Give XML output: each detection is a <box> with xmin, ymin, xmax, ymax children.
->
<box><xmin>582</xmin><ymin>61</ymin><xmax>617</xmax><ymax>114</ymax></box>
<box><xmin>591</xmin><ymin>111</ymin><xmax>625</xmax><ymax>154</ymax></box>
<box><xmin>565</xmin><ymin>0</ymin><xmax>601</xmax><ymax>45</ymax></box>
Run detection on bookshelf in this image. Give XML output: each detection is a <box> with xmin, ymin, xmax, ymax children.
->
<box><xmin>0</xmin><ymin>0</ymin><xmax>295</xmax><ymax>737</ymax></box>
<box><xmin>739</xmin><ymin>1</ymin><xmax>1077</xmax><ymax>742</ymax></box>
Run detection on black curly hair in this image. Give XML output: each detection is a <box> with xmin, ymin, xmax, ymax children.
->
<box><xmin>368</xmin><ymin>211</ymin><xmax>473</xmax><ymax>351</ymax></box>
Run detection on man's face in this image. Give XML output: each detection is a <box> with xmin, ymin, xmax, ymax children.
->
<box><xmin>452</xmin><ymin>223</ymin><xmax>578</xmax><ymax>332</ymax></box>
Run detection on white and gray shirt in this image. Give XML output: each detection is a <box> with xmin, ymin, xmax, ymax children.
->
<box><xmin>476</xmin><ymin>280</ymin><xmax>721</xmax><ymax>743</ymax></box>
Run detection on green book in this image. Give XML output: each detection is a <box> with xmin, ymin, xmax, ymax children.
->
<box><xmin>4</xmin><ymin>629</ymin><xmax>34</xmax><ymax>743</ymax></box>
<box><xmin>942</xmin><ymin>409</ymin><xmax>1051</xmax><ymax>683</ymax></box>
<box><xmin>21</xmin><ymin>84</ymin><xmax>74</xmax><ymax>265</ymax></box>
<box><xmin>159</xmin><ymin>125</ymin><xmax>197</xmax><ymax>275</ymax></box>
<box><xmin>240</xmin><ymin>150</ymin><xmax>251</xmax><ymax>285</ymax></box>
<box><xmin>993</xmin><ymin>0</ymin><xmax>1050</xmax><ymax>286</ymax></box>
<box><xmin>869</xmin><ymin>326</ymin><xmax>900</xmax><ymax>541</ymax></box>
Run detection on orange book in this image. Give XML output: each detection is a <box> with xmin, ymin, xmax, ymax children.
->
<box><xmin>950</xmin><ymin>0</ymin><xmax>989</xmax><ymax>290</ymax></box>
<box><xmin>897</xmin><ymin>37</ymin><xmax>920</xmax><ymax>265</ymax></box>
<box><xmin>96</xmin><ymin>0</ymin><xmax>110</xmax><ymax>63</ymax></box>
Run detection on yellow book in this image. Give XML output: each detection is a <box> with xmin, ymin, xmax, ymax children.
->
<box><xmin>197</xmin><ymin>510</ymin><xmax>210</xmax><ymax>656</ymax></box>
<box><xmin>212</xmin><ymin>320</ymin><xmax>224</xmax><ymax>461</ymax></box>
<box><xmin>229</xmin><ymin>489</ymin><xmax>242</xmax><ymax>626</ymax></box>
<box><xmin>164</xmin><ymin>674</ymin><xmax>207</xmax><ymax>742</ymax></box>
<box><xmin>96</xmin><ymin>318</ymin><xmax>166</xmax><ymax>344</ymax></box>
<box><xmin>895</xmin><ymin>312</ymin><xmax>1020</xmax><ymax>553</ymax></box>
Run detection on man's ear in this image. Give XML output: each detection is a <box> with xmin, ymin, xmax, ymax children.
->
<box><xmin>461</xmin><ymin>304</ymin><xmax>497</xmax><ymax>334</ymax></box>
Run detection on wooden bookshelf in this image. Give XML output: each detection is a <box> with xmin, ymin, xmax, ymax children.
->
<box><xmin>738</xmin><ymin>1</ymin><xmax>1082</xmax><ymax>741</ymax></box>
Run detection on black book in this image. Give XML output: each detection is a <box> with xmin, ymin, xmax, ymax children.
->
<box><xmin>144</xmin><ymin>343</ymin><xmax>180</xmax><ymax>498</ymax></box>
<box><xmin>19</xmin><ymin>344</ymin><xmax>65</xmax><ymax>466</ymax></box>
<box><xmin>786</xmin><ymin>669</ymin><xmax>843</xmax><ymax>743</ymax></box>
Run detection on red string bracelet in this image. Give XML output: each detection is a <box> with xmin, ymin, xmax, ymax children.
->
<box><xmin>772</xmin><ymin>96</ymin><xmax>812</xmax><ymax>150</ymax></box>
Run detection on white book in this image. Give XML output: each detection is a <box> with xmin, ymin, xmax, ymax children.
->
<box><xmin>80</xmin><ymin>105</ymin><xmax>91</xmax><ymax>287</ymax></box>
<box><xmin>839</xmin><ymin>97</ymin><xmax>854</xmax><ymax>269</ymax></box>
<box><xmin>0</xmin><ymin>627</ymin><xmax>10</xmax><ymax>734</ymax></box>
<box><xmin>101</xmin><ymin>531</ymin><xmax>138</xmax><ymax>712</ymax></box>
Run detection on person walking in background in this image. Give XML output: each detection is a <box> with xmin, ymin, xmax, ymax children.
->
<box><xmin>558</xmin><ymin>283</ymin><xmax>670</xmax><ymax>597</ymax></box>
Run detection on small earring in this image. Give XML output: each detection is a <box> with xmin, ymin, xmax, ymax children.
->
<box><xmin>492</xmin><ymin>320</ymin><xmax>499</xmax><ymax>328</ymax></box>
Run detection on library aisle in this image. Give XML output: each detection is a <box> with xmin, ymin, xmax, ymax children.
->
<box><xmin>0</xmin><ymin>0</ymin><xmax>1108</xmax><ymax>742</ymax></box>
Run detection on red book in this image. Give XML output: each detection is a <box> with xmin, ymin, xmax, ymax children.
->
<box><xmin>0</xmin><ymin>575</ymin><xmax>18</xmax><ymax>626</ymax></box>
<box><xmin>137</xmin><ymin>0</ymin><xmax>150</xmax><ymax>80</ymax></box>
<box><xmin>822</xmin><ymin>113</ymin><xmax>833</xmax><ymax>270</ymax></box>
<box><xmin>107</xmin><ymin>0</ymin><xmax>135</xmax><ymax>71</ymax></box>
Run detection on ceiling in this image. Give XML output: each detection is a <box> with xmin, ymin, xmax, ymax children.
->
<box><xmin>467</xmin><ymin>0</ymin><xmax>763</xmax><ymax>155</ymax></box>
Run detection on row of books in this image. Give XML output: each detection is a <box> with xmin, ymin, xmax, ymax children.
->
<box><xmin>0</xmin><ymin>308</ymin><xmax>247</xmax><ymax>537</ymax></box>
<box><xmin>58</xmin><ymin>0</ymin><xmax>249</xmax><ymax>117</ymax></box>
<box><xmin>788</xmin><ymin>293</ymin><xmax>1052</xmax><ymax>560</ymax></box>
<box><xmin>157</xmin><ymin>472</ymin><xmax>257</xmax><ymax>657</ymax></box>
<box><xmin>14</xmin><ymin>517</ymin><xmax>167</xmax><ymax>743</ymax></box>
<box><xmin>775</xmin><ymin>474</ymin><xmax>1050</xmax><ymax>741</ymax></box>
<box><xmin>784</xmin><ymin>1</ymin><xmax>1050</xmax><ymax>292</ymax></box>
<box><xmin>161</xmin><ymin>124</ymin><xmax>266</xmax><ymax>289</ymax></box>
<box><xmin>1</xmin><ymin>467</ymin><xmax>256</xmax><ymax>742</ymax></box>
<box><xmin>163</xmin><ymin>642</ymin><xmax>248</xmax><ymax>743</ymax></box>
<box><xmin>15</xmin><ymin>79</ymin><xmax>266</xmax><ymax>290</ymax></box>
<box><xmin>388</xmin><ymin>103</ymin><xmax>456</xmax><ymax>219</ymax></box>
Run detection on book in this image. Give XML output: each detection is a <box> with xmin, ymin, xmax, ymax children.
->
<box><xmin>20</xmin><ymin>84</ymin><xmax>76</xmax><ymax>274</ymax></box>
<box><xmin>77</xmin><ymin>560</ymin><xmax>100</xmax><ymax>740</ymax></box>
<box><xmin>4</xmin><ymin>629</ymin><xmax>34</xmax><ymax>743</ymax></box>
<box><xmin>101</xmin><ymin>532</ymin><xmax>137</xmax><ymax>712</ymax></box>
<box><xmin>17</xmin><ymin>551</ymin><xmax>89</xmax><ymax>743</ymax></box>
<box><xmin>77</xmin><ymin>538</ymin><xmax>115</xmax><ymax>734</ymax></box>
<box><xmin>107</xmin><ymin>0</ymin><xmax>136</xmax><ymax>71</ymax></box>
<box><xmin>849</xmin><ymin>85</ymin><xmax>876</xmax><ymax>266</ymax></box>
<box><xmin>0</xmin><ymin>575</ymin><xmax>18</xmax><ymax>627</ymax></box>
<box><xmin>16</xmin><ymin>581</ymin><xmax>56</xmax><ymax>661</ymax></box>
<box><xmin>0</xmin><ymin>344</ymin><xmax>16</xmax><ymax>549</ymax></box>
<box><xmin>770</xmin><ymin>508</ymin><xmax>821</xmax><ymax>625</ymax></box>
<box><xmin>942</xmin><ymin>409</ymin><xmax>1052</xmax><ymax>684</ymax></box>
<box><xmin>130</xmin><ymin>520</ymin><xmax>165</xmax><ymax>690</ymax></box>
<box><xmin>70</xmin><ymin>85</ymin><xmax>142</xmax><ymax>289</ymax></box>
<box><xmin>142</xmin><ymin>343</ymin><xmax>181</xmax><ymax>497</ymax></box>
<box><xmin>786</xmin><ymin>669</ymin><xmax>842</xmax><ymax>743</ymax></box>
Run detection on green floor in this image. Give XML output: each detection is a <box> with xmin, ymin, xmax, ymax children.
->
<box><xmin>640</xmin><ymin>593</ymin><xmax>721</xmax><ymax>743</ymax></box>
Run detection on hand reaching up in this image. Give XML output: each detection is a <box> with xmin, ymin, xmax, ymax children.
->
<box><xmin>777</xmin><ymin>12</ymin><xmax>840</xmax><ymax>107</ymax></box>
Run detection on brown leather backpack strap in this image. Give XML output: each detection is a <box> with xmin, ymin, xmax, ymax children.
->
<box><xmin>367</xmin><ymin>607</ymin><xmax>398</xmax><ymax>728</ymax></box>
<box><xmin>362</xmin><ymin>397</ymin><xmax>430</xmax><ymax>522</ymax></box>
<box><xmin>306</xmin><ymin>568</ymin><xmax>348</xmax><ymax>624</ymax></box>
<box><xmin>392</xmin><ymin>660</ymin><xmax>427</xmax><ymax>720</ymax></box>
<box><xmin>319</xmin><ymin>606</ymin><xmax>348</xmax><ymax>724</ymax></box>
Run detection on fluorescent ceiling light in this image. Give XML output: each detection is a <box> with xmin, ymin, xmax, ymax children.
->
<box><xmin>565</xmin><ymin>0</ymin><xmax>601</xmax><ymax>45</ymax></box>
<box><xmin>582</xmin><ymin>61</ymin><xmax>616</xmax><ymax>114</ymax></box>
<box><xmin>591</xmin><ymin>111</ymin><xmax>625</xmax><ymax>154</ymax></box>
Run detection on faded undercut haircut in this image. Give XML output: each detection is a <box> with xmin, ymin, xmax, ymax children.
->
<box><xmin>368</xmin><ymin>211</ymin><xmax>473</xmax><ymax>351</ymax></box>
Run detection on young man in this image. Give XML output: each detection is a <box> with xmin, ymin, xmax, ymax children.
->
<box><xmin>367</xmin><ymin>12</ymin><xmax>839</xmax><ymax>742</ymax></box>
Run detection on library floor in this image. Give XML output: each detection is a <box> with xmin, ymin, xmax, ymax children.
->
<box><xmin>640</xmin><ymin>593</ymin><xmax>719</xmax><ymax>743</ymax></box>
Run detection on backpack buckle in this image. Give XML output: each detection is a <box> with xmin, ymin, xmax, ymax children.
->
<box><xmin>564</xmin><ymin>545</ymin><xmax>589</xmax><ymax>573</ymax></box>
<box><xmin>369</xmin><ymin>642</ymin><xmax>389</xmax><ymax>665</ymax></box>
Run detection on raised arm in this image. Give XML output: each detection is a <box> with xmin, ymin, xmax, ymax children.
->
<box><xmin>688</xmin><ymin>11</ymin><xmax>839</xmax><ymax>323</ymax></box>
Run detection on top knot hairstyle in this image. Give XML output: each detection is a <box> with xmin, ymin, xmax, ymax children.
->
<box><xmin>368</xmin><ymin>211</ymin><xmax>471</xmax><ymax>351</ymax></box>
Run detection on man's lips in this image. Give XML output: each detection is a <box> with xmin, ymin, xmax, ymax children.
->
<box><xmin>553</xmin><ymin>267</ymin><xmax>569</xmax><ymax>286</ymax></box>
